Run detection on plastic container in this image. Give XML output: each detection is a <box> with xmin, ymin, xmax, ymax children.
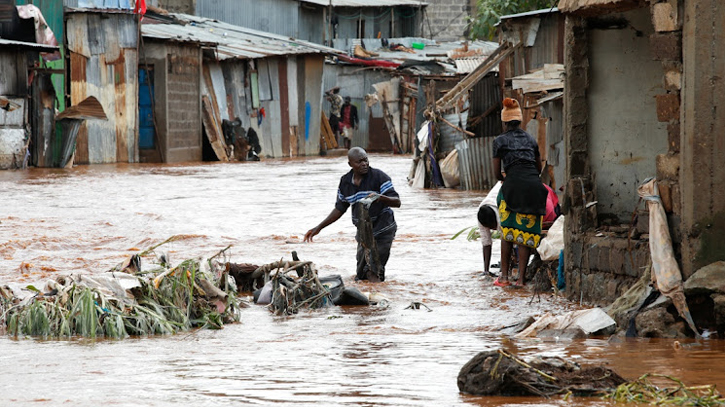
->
<box><xmin>411</xmin><ymin>42</ymin><xmax>425</xmax><ymax>50</ymax></box>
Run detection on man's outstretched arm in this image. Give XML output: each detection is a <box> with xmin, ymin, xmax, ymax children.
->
<box><xmin>304</xmin><ymin>208</ymin><xmax>344</xmax><ymax>242</ymax></box>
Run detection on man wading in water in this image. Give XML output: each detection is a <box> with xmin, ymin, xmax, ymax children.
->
<box><xmin>304</xmin><ymin>148</ymin><xmax>400</xmax><ymax>282</ymax></box>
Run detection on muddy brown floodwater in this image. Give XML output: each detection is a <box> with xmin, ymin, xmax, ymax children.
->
<box><xmin>1</xmin><ymin>154</ymin><xmax>725</xmax><ymax>406</ymax></box>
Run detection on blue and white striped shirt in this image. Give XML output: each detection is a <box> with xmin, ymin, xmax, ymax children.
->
<box><xmin>335</xmin><ymin>167</ymin><xmax>398</xmax><ymax>237</ymax></box>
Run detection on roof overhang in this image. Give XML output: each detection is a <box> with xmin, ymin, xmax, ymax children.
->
<box><xmin>557</xmin><ymin>0</ymin><xmax>646</xmax><ymax>15</ymax></box>
<box><xmin>298</xmin><ymin>0</ymin><xmax>427</xmax><ymax>7</ymax></box>
<box><xmin>0</xmin><ymin>38</ymin><xmax>59</xmax><ymax>52</ymax></box>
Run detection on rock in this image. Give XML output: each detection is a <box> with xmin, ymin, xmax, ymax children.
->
<box><xmin>712</xmin><ymin>294</ymin><xmax>725</xmax><ymax>328</ymax></box>
<box><xmin>684</xmin><ymin>261</ymin><xmax>725</xmax><ymax>295</ymax></box>
<box><xmin>635</xmin><ymin>307</ymin><xmax>688</xmax><ymax>338</ymax></box>
<box><xmin>499</xmin><ymin>316</ymin><xmax>535</xmax><ymax>335</ymax></box>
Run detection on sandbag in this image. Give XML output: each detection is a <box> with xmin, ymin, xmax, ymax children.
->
<box><xmin>440</xmin><ymin>149</ymin><xmax>460</xmax><ymax>188</ymax></box>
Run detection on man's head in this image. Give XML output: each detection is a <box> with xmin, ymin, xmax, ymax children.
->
<box><xmin>344</xmin><ymin>96</ymin><xmax>351</xmax><ymax>104</ymax></box>
<box><xmin>477</xmin><ymin>206</ymin><xmax>497</xmax><ymax>229</ymax></box>
<box><xmin>348</xmin><ymin>147</ymin><xmax>369</xmax><ymax>176</ymax></box>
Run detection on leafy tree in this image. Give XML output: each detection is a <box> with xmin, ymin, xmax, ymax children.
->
<box><xmin>468</xmin><ymin>0</ymin><xmax>558</xmax><ymax>40</ymax></box>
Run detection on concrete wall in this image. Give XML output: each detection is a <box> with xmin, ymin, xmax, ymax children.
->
<box><xmin>165</xmin><ymin>44</ymin><xmax>202</xmax><ymax>162</ymax></box>
<box><xmin>423</xmin><ymin>0</ymin><xmax>473</xmax><ymax>41</ymax></box>
<box><xmin>680</xmin><ymin>0</ymin><xmax>725</xmax><ymax>276</ymax></box>
<box><xmin>158</xmin><ymin>0</ymin><xmax>195</xmax><ymax>14</ymax></box>
<box><xmin>587</xmin><ymin>8</ymin><xmax>668</xmax><ymax>222</ymax></box>
<box><xmin>140</xmin><ymin>41</ymin><xmax>202</xmax><ymax>163</ymax></box>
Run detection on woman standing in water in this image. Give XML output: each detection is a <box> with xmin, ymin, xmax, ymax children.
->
<box><xmin>492</xmin><ymin>98</ymin><xmax>548</xmax><ymax>287</ymax></box>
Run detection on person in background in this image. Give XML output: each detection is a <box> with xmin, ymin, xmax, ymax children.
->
<box><xmin>339</xmin><ymin>96</ymin><xmax>358</xmax><ymax>150</ymax></box>
<box><xmin>304</xmin><ymin>147</ymin><xmax>400</xmax><ymax>282</ymax></box>
<box><xmin>477</xmin><ymin>181</ymin><xmax>502</xmax><ymax>274</ymax></box>
<box><xmin>325</xmin><ymin>87</ymin><xmax>343</xmax><ymax>144</ymax></box>
<box><xmin>492</xmin><ymin>98</ymin><xmax>548</xmax><ymax>287</ymax></box>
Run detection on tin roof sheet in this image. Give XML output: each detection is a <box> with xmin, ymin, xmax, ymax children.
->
<box><xmin>557</xmin><ymin>0</ymin><xmax>640</xmax><ymax>13</ymax></box>
<box><xmin>299</xmin><ymin>0</ymin><xmax>427</xmax><ymax>7</ymax></box>
<box><xmin>499</xmin><ymin>7</ymin><xmax>559</xmax><ymax>21</ymax></box>
<box><xmin>0</xmin><ymin>38</ymin><xmax>59</xmax><ymax>52</ymax></box>
<box><xmin>141</xmin><ymin>13</ymin><xmax>342</xmax><ymax>60</ymax></box>
<box><xmin>334</xmin><ymin>38</ymin><xmax>498</xmax><ymax>74</ymax></box>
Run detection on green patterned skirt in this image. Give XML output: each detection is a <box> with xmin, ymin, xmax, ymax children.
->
<box><xmin>497</xmin><ymin>191</ymin><xmax>543</xmax><ymax>249</ymax></box>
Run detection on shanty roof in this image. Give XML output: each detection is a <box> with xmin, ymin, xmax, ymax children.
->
<box><xmin>557</xmin><ymin>0</ymin><xmax>642</xmax><ymax>14</ymax></box>
<box><xmin>0</xmin><ymin>38</ymin><xmax>59</xmax><ymax>52</ymax></box>
<box><xmin>141</xmin><ymin>13</ymin><xmax>342</xmax><ymax>60</ymax></box>
<box><xmin>499</xmin><ymin>7</ymin><xmax>558</xmax><ymax>21</ymax></box>
<box><xmin>333</xmin><ymin>37</ymin><xmax>498</xmax><ymax>75</ymax></box>
<box><xmin>298</xmin><ymin>0</ymin><xmax>427</xmax><ymax>7</ymax></box>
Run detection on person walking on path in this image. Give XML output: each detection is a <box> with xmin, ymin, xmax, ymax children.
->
<box><xmin>339</xmin><ymin>96</ymin><xmax>358</xmax><ymax>150</ymax></box>
<box><xmin>492</xmin><ymin>98</ymin><xmax>548</xmax><ymax>287</ymax></box>
<box><xmin>304</xmin><ymin>148</ymin><xmax>401</xmax><ymax>282</ymax></box>
<box><xmin>325</xmin><ymin>87</ymin><xmax>344</xmax><ymax>143</ymax></box>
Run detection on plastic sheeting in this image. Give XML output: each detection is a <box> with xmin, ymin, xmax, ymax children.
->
<box><xmin>538</xmin><ymin>215</ymin><xmax>564</xmax><ymax>261</ymax></box>
<box><xmin>16</xmin><ymin>5</ymin><xmax>59</xmax><ymax>61</ymax></box>
<box><xmin>637</xmin><ymin>177</ymin><xmax>700</xmax><ymax>337</ymax></box>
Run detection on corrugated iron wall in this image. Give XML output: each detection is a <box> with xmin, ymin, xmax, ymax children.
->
<box><xmin>500</xmin><ymin>13</ymin><xmax>563</xmax><ymax>79</ymax></box>
<box><xmin>456</xmin><ymin>136</ymin><xmax>496</xmax><ymax>191</ymax></box>
<box><xmin>66</xmin><ymin>12</ymin><xmax>138</xmax><ymax>164</ymax></box>
<box><xmin>196</xmin><ymin>0</ymin><xmax>301</xmax><ymax>39</ymax></box>
<box><xmin>469</xmin><ymin>72</ymin><xmax>501</xmax><ymax>138</ymax></box>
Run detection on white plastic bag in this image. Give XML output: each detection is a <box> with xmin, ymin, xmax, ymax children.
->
<box><xmin>439</xmin><ymin>149</ymin><xmax>460</xmax><ymax>188</ymax></box>
<box><xmin>538</xmin><ymin>215</ymin><xmax>565</xmax><ymax>261</ymax></box>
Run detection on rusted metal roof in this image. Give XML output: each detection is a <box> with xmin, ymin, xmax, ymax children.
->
<box><xmin>0</xmin><ymin>38</ymin><xmax>58</xmax><ymax>52</ymax></box>
<box><xmin>56</xmin><ymin>96</ymin><xmax>107</xmax><ymax>120</ymax></box>
<box><xmin>557</xmin><ymin>0</ymin><xmax>643</xmax><ymax>14</ymax></box>
<box><xmin>141</xmin><ymin>13</ymin><xmax>342</xmax><ymax>60</ymax></box>
<box><xmin>299</xmin><ymin>0</ymin><xmax>427</xmax><ymax>7</ymax></box>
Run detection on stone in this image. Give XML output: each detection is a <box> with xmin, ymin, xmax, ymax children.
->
<box><xmin>664</xmin><ymin>68</ymin><xmax>682</xmax><ymax>90</ymax></box>
<box><xmin>635</xmin><ymin>306</ymin><xmax>688</xmax><ymax>338</ymax></box>
<box><xmin>651</xmin><ymin>1</ymin><xmax>679</xmax><ymax>32</ymax></box>
<box><xmin>683</xmin><ymin>261</ymin><xmax>725</xmax><ymax>295</ymax></box>
<box><xmin>656</xmin><ymin>93</ymin><xmax>680</xmax><ymax>122</ymax></box>
<box><xmin>667</xmin><ymin>120</ymin><xmax>680</xmax><ymax>152</ymax></box>
<box><xmin>658</xmin><ymin>181</ymin><xmax>672</xmax><ymax>213</ymax></box>
<box><xmin>711</xmin><ymin>294</ymin><xmax>725</xmax><ymax>328</ymax></box>
<box><xmin>650</xmin><ymin>32</ymin><xmax>682</xmax><ymax>62</ymax></box>
<box><xmin>656</xmin><ymin>153</ymin><xmax>680</xmax><ymax>179</ymax></box>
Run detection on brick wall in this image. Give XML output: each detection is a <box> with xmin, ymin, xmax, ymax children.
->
<box><xmin>166</xmin><ymin>45</ymin><xmax>201</xmax><ymax>160</ymax></box>
<box><xmin>423</xmin><ymin>0</ymin><xmax>473</xmax><ymax>41</ymax></box>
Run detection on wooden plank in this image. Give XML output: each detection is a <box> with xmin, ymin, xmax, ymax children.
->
<box><xmin>201</xmin><ymin>96</ymin><xmax>229</xmax><ymax>162</ymax></box>
<box><xmin>436</xmin><ymin>42</ymin><xmax>520</xmax><ymax>112</ymax></box>
<box><xmin>202</xmin><ymin>65</ymin><xmax>229</xmax><ymax>155</ymax></box>
<box><xmin>379</xmin><ymin>90</ymin><xmax>401</xmax><ymax>153</ymax></box>
<box><xmin>289</xmin><ymin>126</ymin><xmax>298</xmax><ymax>157</ymax></box>
<box><xmin>320</xmin><ymin>112</ymin><xmax>338</xmax><ymax>149</ymax></box>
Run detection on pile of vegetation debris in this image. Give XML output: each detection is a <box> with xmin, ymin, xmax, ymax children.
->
<box><xmin>0</xmin><ymin>238</ymin><xmax>245</xmax><ymax>339</ymax></box>
<box><xmin>458</xmin><ymin>349</ymin><xmax>627</xmax><ymax>397</ymax></box>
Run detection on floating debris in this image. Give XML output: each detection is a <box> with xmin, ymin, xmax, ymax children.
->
<box><xmin>0</xmin><ymin>240</ymin><xmax>244</xmax><ymax>339</ymax></box>
<box><xmin>458</xmin><ymin>348</ymin><xmax>626</xmax><ymax>397</ymax></box>
<box><xmin>605</xmin><ymin>374</ymin><xmax>725</xmax><ymax>406</ymax></box>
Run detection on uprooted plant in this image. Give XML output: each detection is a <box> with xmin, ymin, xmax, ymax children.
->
<box><xmin>0</xmin><ymin>238</ymin><xmax>244</xmax><ymax>339</ymax></box>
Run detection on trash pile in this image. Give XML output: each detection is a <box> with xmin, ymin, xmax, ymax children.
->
<box><xmin>458</xmin><ymin>348</ymin><xmax>626</xmax><ymax>397</ymax></box>
<box><xmin>0</xmin><ymin>237</ymin><xmax>381</xmax><ymax>339</ymax></box>
<box><xmin>0</xmin><ymin>242</ymin><xmax>243</xmax><ymax>339</ymax></box>
<box><xmin>238</xmin><ymin>254</ymin><xmax>371</xmax><ymax>315</ymax></box>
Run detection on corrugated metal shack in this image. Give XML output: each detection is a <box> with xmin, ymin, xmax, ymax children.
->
<box><xmin>0</xmin><ymin>38</ymin><xmax>59</xmax><ymax>169</ymax></box>
<box><xmin>141</xmin><ymin>12</ymin><xmax>339</xmax><ymax>160</ymax></box>
<box><xmin>323</xmin><ymin>38</ymin><xmax>499</xmax><ymax>156</ymax></box>
<box><xmin>65</xmin><ymin>8</ymin><xmax>139</xmax><ymax>165</ymax></box>
<box><xmin>498</xmin><ymin>8</ymin><xmax>566</xmax><ymax>192</ymax></box>
<box><xmin>195</xmin><ymin>0</ymin><xmax>426</xmax><ymax>46</ymax></box>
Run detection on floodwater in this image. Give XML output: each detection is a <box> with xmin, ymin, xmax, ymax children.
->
<box><xmin>1</xmin><ymin>154</ymin><xmax>725</xmax><ymax>407</ymax></box>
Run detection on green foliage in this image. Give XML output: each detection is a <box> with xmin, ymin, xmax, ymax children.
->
<box><xmin>606</xmin><ymin>374</ymin><xmax>725</xmax><ymax>406</ymax></box>
<box><xmin>452</xmin><ymin>226</ymin><xmax>501</xmax><ymax>241</ymax></box>
<box><xmin>469</xmin><ymin>0</ymin><xmax>558</xmax><ymax>40</ymax></box>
